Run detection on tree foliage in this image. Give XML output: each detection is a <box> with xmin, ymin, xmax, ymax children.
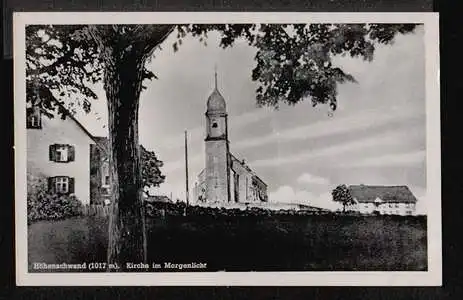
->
<box><xmin>141</xmin><ymin>145</ymin><xmax>165</xmax><ymax>194</ymax></box>
<box><xmin>26</xmin><ymin>23</ymin><xmax>417</xmax><ymax>116</ymax></box>
<box><xmin>332</xmin><ymin>184</ymin><xmax>355</xmax><ymax>212</ymax></box>
<box><xmin>26</xmin><ymin>25</ymin><xmax>159</xmax><ymax>116</ymax></box>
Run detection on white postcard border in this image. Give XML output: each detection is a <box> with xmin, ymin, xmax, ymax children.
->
<box><xmin>14</xmin><ymin>12</ymin><xmax>441</xmax><ymax>286</ymax></box>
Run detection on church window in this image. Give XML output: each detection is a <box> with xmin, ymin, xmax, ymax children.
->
<box><xmin>234</xmin><ymin>173</ymin><xmax>239</xmax><ymax>202</ymax></box>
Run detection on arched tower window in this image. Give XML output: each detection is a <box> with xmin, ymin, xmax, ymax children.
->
<box><xmin>212</xmin><ymin>122</ymin><xmax>218</xmax><ymax>128</ymax></box>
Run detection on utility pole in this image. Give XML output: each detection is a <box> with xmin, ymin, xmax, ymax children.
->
<box><xmin>184</xmin><ymin>130</ymin><xmax>189</xmax><ymax>216</ymax></box>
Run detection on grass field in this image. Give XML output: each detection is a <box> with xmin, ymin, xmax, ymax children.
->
<box><xmin>28</xmin><ymin>214</ymin><xmax>427</xmax><ymax>272</ymax></box>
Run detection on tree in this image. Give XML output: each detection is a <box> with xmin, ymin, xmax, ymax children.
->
<box><xmin>141</xmin><ymin>145</ymin><xmax>165</xmax><ymax>196</ymax></box>
<box><xmin>26</xmin><ymin>23</ymin><xmax>418</xmax><ymax>270</ymax></box>
<box><xmin>332</xmin><ymin>184</ymin><xmax>355</xmax><ymax>212</ymax></box>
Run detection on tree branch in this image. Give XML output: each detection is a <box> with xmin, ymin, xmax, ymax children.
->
<box><xmin>138</xmin><ymin>25</ymin><xmax>176</xmax><ymax>59</ymax></box>
<box><xmin>26</xmin><ymin>44</ymin><xmax>78</xmax><ymax>77</ymax></box>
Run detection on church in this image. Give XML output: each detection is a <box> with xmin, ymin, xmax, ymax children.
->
<box><xmin>193</xmin><ymin>74</ymin><xmax>268</xmax><ymax>206</ymax></box>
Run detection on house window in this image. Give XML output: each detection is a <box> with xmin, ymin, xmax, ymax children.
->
<box><xmin>26</xmin><ymin>107</ymin><xmax>42</xmax><ymax>129</ymax></box>
<box><xmin>48</xmin><ymin>176</ymin><xmax>74</xmax><ymax>194</ymax></box>
<box><xmin>49</xmin><ymin>144</ymin><xmax>75</xmax><ymax>162</ymax></box>
<box><xmin>56</xmin><ymin>146</ymin><xmax>68</xmax><ymax>161</ymax></box>
<box><xmin>30</xmin><ymin>116</ymin><xmax>39</xmax><ymax>127</ymax></box>
<box><xmin>56</xmin><ymin>177</ymin><xmax>69</xmax><ymax>193</ymax></box>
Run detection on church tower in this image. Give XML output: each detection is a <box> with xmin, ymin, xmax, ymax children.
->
<box><xmin>204</xmin><ymin>70</ymin><xmax>230</xmax><ymax>203</ymax></box>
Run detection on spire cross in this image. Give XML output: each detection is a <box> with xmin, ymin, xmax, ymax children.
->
<box><xmin>214</xmin><ymin>64</ymin><xmax>218</xmax><ymax>89</ymax></box>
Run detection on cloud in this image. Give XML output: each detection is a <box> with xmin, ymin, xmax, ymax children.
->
<box><xmin>408</xmin><ymin>185</ymin><xmax>428</xmax><ymax>215</ymax></box>
<box><xmin>162</xmin><ymin>154</ymin><xmax>203</xmax><ymax>173</ymax></box>
<box><xmin>337</xmin><ymin>150</ymin><xmax>426</xmax><ymax>168</ymax></box>
<box><xmin>297</xmin><ymin>173</ymin><xmax>330</xmax><ymax>185</ymax></box>
<box><xmin>269</xmin><ymin>186</ymin><xmax>342</xmax><ymax>211</ymax></box>
<box><xmin>309</xmin><ymin>192</ymin><xmax>343</xmax><ymax>211</ymax></box>
<box><xmin>233</xmin><ymin>104</ymin><xmax>424</xmax><ymax>151</ymax></box>
<box><xmin>250</xmin><ymin>127</ymin><xmax>421</xmax><ymax>168</ymax></box>
<box><xmin>268</xmin><ymin>185</ymin><xmax>313</xmax><ymax>205</ymax></box>
<box><xmin>160</xmin><ymin>108</ymin><xmax>271</xmax><ymax>151</ymax></box>
<box><xmin>415</xmin><ymin>194</ymin><xmax>428</xmax><ymax>215</ymax></box>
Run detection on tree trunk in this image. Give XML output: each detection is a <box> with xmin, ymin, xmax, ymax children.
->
<box><xmin>104</xmin><ymin>47</ymin><xmax>147</xmax><ymax>270</ymax></box>
<box><xmin>86</xmin><ymin>24</ymin><xmax>176</xmax><ymax>271</ymax></box>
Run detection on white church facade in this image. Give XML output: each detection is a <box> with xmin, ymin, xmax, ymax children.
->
<box><xmin>193</xmin><ymin>75</ymin><xmax>268</xmax><ymax>206</ymax></box>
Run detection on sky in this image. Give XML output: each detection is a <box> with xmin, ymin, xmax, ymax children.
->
<box><xmin>76</xmin><ymin>25</ymin><xmax>427</xmax><ymax>213</ymax></box>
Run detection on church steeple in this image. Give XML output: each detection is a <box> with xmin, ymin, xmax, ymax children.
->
<box><xmin>214</xmin><ymin>64</ymin><xmax>218</xmax><ymax>90</ymax></box>
<box><xmin>204</xmin><ymin>65</ymin><xmax>230</xmax><ymax>204</ymax></box>
<box><xmin>206</xmin><ymin>66</ymin><xmax>226</xmax><ymax>114</ymax></box>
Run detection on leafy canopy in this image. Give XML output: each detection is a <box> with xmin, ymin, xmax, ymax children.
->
<box><xmin>332</xmin><ymin>184</ymin><xmax>355</xmax><ymax>210</ymax></box>
<box><xmin>26</xmin><ymin>23</ymin><xmax>417</xmax><ymax>115</ymax></box>
<box><xmin>141</xmin><ymin>145</ymin><xmax>165</xmax><ymax>194</ymax></box>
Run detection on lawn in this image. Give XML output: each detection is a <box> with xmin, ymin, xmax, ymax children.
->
<box><xmin>28</xmin><ymin>214</ymin><xmax>427</xmax><ymax>272</ymax></box>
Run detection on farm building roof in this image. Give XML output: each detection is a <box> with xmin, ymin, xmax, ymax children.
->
<box><xmin>348</xmin><ymin>185</ymin><xmax>418</xmax><ymax>204</ymax></box>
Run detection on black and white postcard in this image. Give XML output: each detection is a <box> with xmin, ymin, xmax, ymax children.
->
<box><xmin>14</xmin><ymin>12</ymin><xmax>441</xmax><ymax>286</ymax></box>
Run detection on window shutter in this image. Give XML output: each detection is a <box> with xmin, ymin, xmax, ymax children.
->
<box><xmin>68</xmin><ymin>145</ymin><xmax>75</xmax><ymax>162</ymax></box>
<box><xmin>48</xmin><ymin>177</ymin><xmax>56</xmax><ymax>193</ymax></box>
<box><xmin>49</xmin><ymin>144</ymin><xmax>56</xmax><ymax>161</ymax></box>
<box><xmin>68</xmin><ymin>177</ymin><xmax>75</xmax><ymax>194</ymax></box>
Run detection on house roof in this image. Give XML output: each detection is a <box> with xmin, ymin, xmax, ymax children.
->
<box><xmin>40</xmin><ymin>99</ymin><xmax>108</xmax><ymax>154</ymax></box>
<box><xmin>92</xmin><ymin>136</ymin><xmax>109</xmax><ymax>157</ymax></box>
<box><xmin>348</xmin><ymin>185</ymin><xmax>418</xmax><ymax>204</ymax></box>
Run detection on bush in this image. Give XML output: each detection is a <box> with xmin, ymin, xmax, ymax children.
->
<box><xmin>144</xmin><ymin>201</ymin><xmax>330</xmax><ymax>218</ymax></box>
<box><xmin>27</xmin><ymin>174</ymin><xmax>83</xmax><ymax>224</ymax></box>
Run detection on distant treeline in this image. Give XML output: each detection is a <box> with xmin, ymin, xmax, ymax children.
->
<box><xmin>145</xmin><ymin>201</ymin><xmax>426</xmax><ymax>220</ymax></box>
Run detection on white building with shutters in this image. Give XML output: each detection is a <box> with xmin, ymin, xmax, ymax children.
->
<box><xmin>345</xmin><ymin>185</ymin><xmax>418</xmax><ymax>216</ymax></box>
<box><xmin>26</xmin><ymin>103</ymin><xmax>109</xmax><ymax>205</ymax></box>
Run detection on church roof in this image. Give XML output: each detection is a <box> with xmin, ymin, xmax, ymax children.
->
<box><xmin>206</xmin><ymin>87</ymin><xmax>226</xmax><ymax>114</ymax></box>
<box><xmin>206</xmin><ymin>69</ymin><xmax>226</xmax><ymax>114</ymax></box>
<box><xmin>230</xmin><ymin>153</ymin><xmax>267</xmax><ymax>187</ymax></box>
